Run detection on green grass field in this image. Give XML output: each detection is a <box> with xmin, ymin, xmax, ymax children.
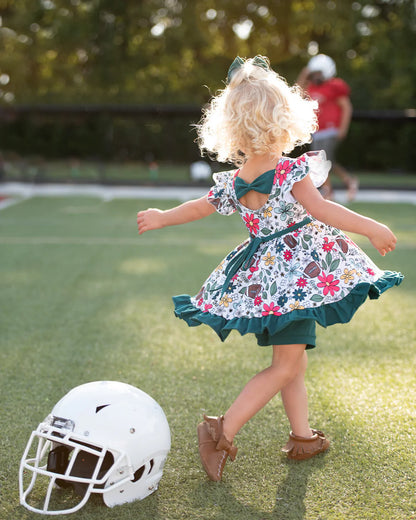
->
<box><xmin>0</xmin><ymin>195</ymin><xmax>415</xmax><ymax>520</ymax></box>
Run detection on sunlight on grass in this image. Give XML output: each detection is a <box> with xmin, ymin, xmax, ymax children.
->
<box><xmin>119</xmin><ymin>257</ymin><xmax>168</xmax><ymax>275</ymax></box>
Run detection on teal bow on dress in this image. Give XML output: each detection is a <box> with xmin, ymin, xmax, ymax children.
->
<box><xmin>234</xmin><ymin>170</ymin><xmax>275</xmax><ymax>199</ymax></box>
<box><xmin>227</xmin><ymin>55</ymin><xmax>270</xmax><ymax>84</ymax></box>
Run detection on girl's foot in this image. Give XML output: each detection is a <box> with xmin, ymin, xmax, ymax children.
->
<box><xmin>282</xmin><ymin>429</ymin><xmax>330</xmax><ymax>460</ymax></box>
<box><xmin>197</xmin><ymin>415</ymin><xmax>238</xmax><ymax>481</ymax></box>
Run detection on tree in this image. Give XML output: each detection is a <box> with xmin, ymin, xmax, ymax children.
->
<box><xmin>0</xmin><ymin>0</ymin><xmax>414</xmax><ymax>107</ymax></box>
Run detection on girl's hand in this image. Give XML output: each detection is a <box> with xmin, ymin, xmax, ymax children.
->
<box><xmin>137</xmin><ymin>208</ymin><xmax>165</xmax><ymax>235</ymax></box>
<box><xmin>368</xmin><ymin>223</ymin><xmax>397</xmax><ymax>256</ymax></box>
<box><xmin>137</xmin><ymin>196</ymin><xmax>216</xmax><ymax>235</ymax></box>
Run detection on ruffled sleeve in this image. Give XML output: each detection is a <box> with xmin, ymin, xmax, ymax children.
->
<box><xmin>207</xmin><ymin>170</ymin><xmax>237</xmax><ymax>216</ymax></box>
<box><xmin>282</xmin><ymin>151</ymin><xmax>331</xmax><ymax>198</ymax></box>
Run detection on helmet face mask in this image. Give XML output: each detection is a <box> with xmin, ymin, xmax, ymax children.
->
<box><xmin>307</xmin><ymin>71</ymin><xmax>325</xmax><ymax>86</ymax></box>
<box><xmin>46</xmin><ymin>439</ymin><xmax>115</xmax><ymax>495</ymax></box>
<box><xmin>19</xmin><ymin>381</ymin><xmax>171</xmax><ymax>515</ymax></box>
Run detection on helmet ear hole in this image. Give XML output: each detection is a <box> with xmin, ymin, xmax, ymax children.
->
<box><xmin>132</xmin><ymin>458</ymin><xmax>154</xmax><ymax>483</ymax></box>
<box><xmin>132</xmin><ymin>465</ymin><xmax>145</xmax><ymax>482</ymax></box>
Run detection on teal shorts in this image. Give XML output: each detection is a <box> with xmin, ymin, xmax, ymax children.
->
<box><xmin>255</xmin><ymin>319</ymin><xmax>316</xmax><ymax>349</ymax></box>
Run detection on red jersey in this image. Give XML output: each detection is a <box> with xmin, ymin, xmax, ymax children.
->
<box><xmin>307</xmin><ymin>78</ymin><xmax>350</xmax><ymax>131</ymax></box>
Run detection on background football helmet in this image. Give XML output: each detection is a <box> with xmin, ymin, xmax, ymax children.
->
<box><xmin>19</xmin><ymin>381</ymin><xmax>171</xmax><ymax>515</ymax></box>
<box><xmin>307</xmin><ymin>54</ymin><xmax>337</xmax><ymax>81</ymax></box>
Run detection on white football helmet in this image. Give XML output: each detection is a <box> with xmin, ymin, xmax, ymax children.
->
<box><xmin>19</xmin><ymin>381</ymin><xmax>171</xmax><ymax>515</ymax></box>
<box><xmin>307</xmin><ymin>54</ymin><xmax>336</xmax><ymax>80</ymax></box>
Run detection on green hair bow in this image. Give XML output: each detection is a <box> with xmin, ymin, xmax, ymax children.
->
<box><xmin>226</xmin><ymin>55</ymin><xmax>270</xmax><ymax>84</ymax></box>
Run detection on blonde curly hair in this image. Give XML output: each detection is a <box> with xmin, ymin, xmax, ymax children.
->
<box><xmin>196</xmin><ymin>56</ymin><xmax>318</xmax><ymax>167</ymax></box>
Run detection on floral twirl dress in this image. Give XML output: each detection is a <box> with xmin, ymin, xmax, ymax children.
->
<box><xmin>173</xmin><ymin>152</ymin><xmax>403</xmax><ymax>348</ymax></box>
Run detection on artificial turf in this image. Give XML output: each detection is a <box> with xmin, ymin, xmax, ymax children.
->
<box><xmin>0</xmin><ymin>196</ymin><xmax>415</xmax><ymax>520</ymax></box>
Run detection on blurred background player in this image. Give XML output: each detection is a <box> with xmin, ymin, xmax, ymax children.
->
<box><xmin>297</xmin><ymin>54</ymin><xmax>358</xmax><ymax>201</ymax></box>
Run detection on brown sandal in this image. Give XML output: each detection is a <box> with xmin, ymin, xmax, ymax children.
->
<box><xmin>197</xmin><ymin>414</ymin><xmax>237</xmax><ymax>481</ymax></box>
<box><xmin>282</xmin><ymin>429</ymin><xmax>330</xmax><ymax>460</ymax></box>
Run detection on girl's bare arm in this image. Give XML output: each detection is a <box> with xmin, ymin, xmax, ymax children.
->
<box><xmin>292</xmin><ymin>175</ymin><xmax>397</xmax><ymax>256</ymax></box>
<box><xmin>137</xmin><ymin>195</ymin><xmax>216</xmax><ymax>235</ymax></box>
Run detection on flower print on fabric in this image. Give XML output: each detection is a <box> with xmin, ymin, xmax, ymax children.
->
<box><xmin>206</xmin><ymin>171</ymin><xmax>237</xmax><ymax>216</ymax></box>
<box><xmin>292</xmin><ymin>288</ymin><xmax>307</xmax><ymax>301</ymax></box>
<box><xmin>322</xmin><ymin>237</ymin><xmax>335</xmax><ymax>252</ymax></box>
<box><xmin>340</xmin><ymin>268</ymin><xmax>359</xmax><ymax>284</ymax></box>
<box><xmin>219</xmin><ymin>295</ymin><xmax>233</xmax><ymax>307</ymax></box>
<box><xmin>243</xmin><ymin>213</ymin><xmax>260</xmax><ymax>235</ymax></box>
<box><xmin>262</xmin><ymin>303</ymin><xmax>282</xmax><ymax>316</ymax></box>
<box><xmin>274</xmin><ymin>159</ymin><xmax>293</xmax><ymax>186</ymax></box>
<box><xmin>263</xmin><ymin>252</ymin><xmax>275</xmax><ymax>266</ymax></box>
<box><xmin>177</xmin><ymin>152</ymin><xmax>402</xmax><ymax>338</ymax></box>
<box><xmin>286</xmin><ymin>262</ymin><xmax>303</xmax><ymax>281</ymax></box>
<box><xmin>274</xmin><ymin>200</ymin><xmax>295</xmax><ymax>222</ymax></box>
<box><xmin>284</xmin><ymin>250</ymin><xmax>293</xmax><ymax>261</ymax></box>
<box><xmin>317</xmin><ymin>272</ymin><xmax>340</xmax><ymax>297</ymax></box>
<box><xmin>296</xmin><ymin>155</ymin><xmax>306</xmax><ymax>166</ymax></box>
<box><xmin>290</xmin><ymin>301</ymin><xmax>305</xmax><ymax>310</ymax></box>
<box><xmin>296</xmin><ymin>277</ymin><xmax>308</xmax><ymax>288</ymax></box>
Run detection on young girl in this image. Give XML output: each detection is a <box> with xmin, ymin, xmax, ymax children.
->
<box><xmin>137</xmin><ymin>56</ymin><xmax>403</xmax><ymax>482</ymax></box>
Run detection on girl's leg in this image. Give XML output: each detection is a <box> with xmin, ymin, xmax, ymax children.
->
<box><xmin>321</xmin><ymin>177</ymin><xmax>334</xmax><ymax>200</ymax></box>
<box><xmin>279</xmin><ymin>350</ymin><xmax>330</xmax><ymax>460</ymax></box>
<box><xmin>333</xmin><ymin>163</ymin><xmax>359</xmax><ymax>202</ymax></box>
<box><xmin>280</xmin><ymin>350</ymin><xmax>313</xmax><ymax>438</ymax></box>
<box><xmin>222</xmin><ymin>344</ymin><xmax>306</xmax><ymax>442</ymax></box>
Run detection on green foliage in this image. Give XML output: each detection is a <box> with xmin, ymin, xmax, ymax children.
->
<box><xmin>0</xmin><ymin>112</ymin><xmax>201</xmax><ymax>162</ymax></box>
<box><xmin>0</xmin><ymin>1</ymin><xmax>415</xmax><ymax>168</ymax></box>
<box><xmin>0</xmin><ymin>1</ymin><xmax>415</xmax><ymax>107</ymax></box>
<box><xmin>0</xmin><ymin>196</ymin><xmax>415</xmax><ymax>519</ymax></box>
<box><xmin>339</xmin><ymin>119</ymin><xmax>416</xmax><ymax>171</ymax></box>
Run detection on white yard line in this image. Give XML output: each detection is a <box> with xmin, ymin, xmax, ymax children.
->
<box><xmin>0</xmin><ymin>196</ymin><xmax>25</xmax><ymax>210</ymax></box>
<box><xmin>1</xmin><ymin>182</ymin><xmax>416</xmax><ymax>206</ymax></box>
<box><xmin>0</xmin><ymin>182</ymin><xmax>208</xmax><ymax>202</ymax></box>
